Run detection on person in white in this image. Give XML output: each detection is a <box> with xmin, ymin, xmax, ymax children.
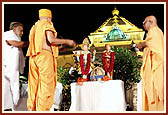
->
<box><xmin>3</xmin><ymin>22</ymin><xmax>28</xmax><ymax>111</ymax></box>
<box><xmin>50</xmin><ymin>82</ymin><xmax>63</xmax><ymax>111</ymax></box>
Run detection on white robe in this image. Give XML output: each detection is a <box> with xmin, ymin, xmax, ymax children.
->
<box><xmin>3</xmin><ymin>30</ymin><xmax>25</xmax><ymax>109</ymax></box>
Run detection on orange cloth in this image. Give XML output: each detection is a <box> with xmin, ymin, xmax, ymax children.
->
<box><xmin>39</xmin><ymin>9</ymin><xmax>52</xmax><ymax>18</ymax></box>
<box><xmin>102</xmin><ymin>75</ymin><xmax>112</xmax><ymax>81</ymax></box>
<box><xmin>26</xmin><ymin>19</ymin><xmax>58</xmax><ymax>111</ymax></box>
<box><xmin>26</xmin><ymin>19</ymin><xmax>58</xmax><ymax>58</ymax></box>
<box><xmin>77</xmin><ymin>77</ymin><xmax>88</xmax><ymax>86</ymax></box>
<box><xmin>141</xmin><ymin>26</ymin><xmax>164</xmax><ymax>111</ymax></box>
<box><xmin>27</xmin><ymin>50</ymin><xmax>56</xmax><ymax>111</ymax></box>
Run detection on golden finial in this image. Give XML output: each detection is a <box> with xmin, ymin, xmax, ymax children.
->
<box><xmin>112</xmin><ymin>7</ymin><xmax>119</xmax><ymax>16</ymax></box>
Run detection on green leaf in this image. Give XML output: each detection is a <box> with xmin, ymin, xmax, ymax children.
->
<box><xmin>19</xmin><ymin>76</ymin><xmax>27</xmax><ymax>80</ymax></box>
<box><xmin>110</xmin><ymin>46</ymin><xmax>142</xmax><ymax>90</ymax></box>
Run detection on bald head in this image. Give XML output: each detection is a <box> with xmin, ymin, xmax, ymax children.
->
<box><xmin>146</xmin><ymin>15</ymin><xmax>157</xmax><ymax>25</ymax></box>
<box><xmin>143</xmin><ymin>15</ymin><xmax>158</xmax><ymax>31</ymax></box>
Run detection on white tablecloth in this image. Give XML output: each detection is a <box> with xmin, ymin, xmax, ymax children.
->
<box><xmin>70</xmin><ymin>80</ymin><xmax>126</xmax><ymax>111</ymax></box>
<box><xmin>137</xmin><ymin>80</ymin><xmax>142</xmax><ymax>111</ymax></box>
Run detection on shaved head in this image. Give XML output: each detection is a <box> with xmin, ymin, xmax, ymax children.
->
<box><xmin>143</xmin><ymin>15</ymin><xmax>158</xmax><ymax>31</ymax></box>
<box><xmin>145</xmin><ymin>15</ymin><xmax>157</xmax><ymax>25</ymax></box>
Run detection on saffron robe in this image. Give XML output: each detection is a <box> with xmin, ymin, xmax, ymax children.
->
<box><xmin>141</xmin><ymin>26</ymin><xmax>164</xmax><ymax>111</ymax></box>
<box><xmin>26</xmin><ymin>19</ymin><xmax>58</xmax><ymax>111</ymax></box>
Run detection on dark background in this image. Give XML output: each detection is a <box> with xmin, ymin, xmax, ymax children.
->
<box><xmin>4</xmin><ymin>3</ymin><xmax>164</xmax><ymax>45</ymax></box>
<box><xmin>3</xmin><ymin>3</ymin><xmax>165</xmax><ymax>78</ymax></box>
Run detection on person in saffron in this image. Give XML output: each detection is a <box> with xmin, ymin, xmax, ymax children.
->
<box><xmin>102</xmin><ymin>44</ymin><xmax>115</xmax><ymax>80</ymax></box>
<box><xmin>136</xmin><ymin>15</ymin><xmax>164</xmax><ymax>111</ymax></box>
<box><xmin>26</xmin><ymin>9</ymin><xmax>76</xmax><ymax>111</ymax></box>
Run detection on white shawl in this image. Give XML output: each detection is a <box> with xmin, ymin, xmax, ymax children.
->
<box><xmin>3</xmin><ymin>30</ymin><xmax>25</xmax><ymax>74</ymax></box>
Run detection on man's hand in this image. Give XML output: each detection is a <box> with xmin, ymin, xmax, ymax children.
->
<box><xmin>136</xmin><ymin>42</ymin><xmax>146</xmax><ymax>51</ymax></box>
<box><xmin>6</xmin><ymin>40</ymin><xmax>29</xmax><ymax>48</ymax></box>
<box><xmin>66</xmin><ymin>39</ymin><xmax>76</xmax><ymax>47</ymax></box>
<box><xmin>6</xmin><ymin>40</ymin><xmax>11</xmax><ymax>46</ymax></box>
<box><xmin>136</xmin><ymin>43</ymin><xmax>143</xmax><ymax>50</ymax></box>
<box><xmin>46</xmin><ymin>31</ymin><xmax>77</xmax><ymax>47</ymax></box>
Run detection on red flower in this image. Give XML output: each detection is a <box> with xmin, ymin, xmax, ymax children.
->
<box><xmin>80</xmin><ymin>53</ymin><xmax>91</xmax><ymax>75</ymax></box>
<box><xmin>102</xmin><ymin>51</ymin><xmax>115</xmax><ymax>73</ymax></box>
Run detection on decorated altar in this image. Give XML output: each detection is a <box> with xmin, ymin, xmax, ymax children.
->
<box><xmin>56</xmin><ymin>7</ymin><xmax>143</xmax><ymax>111</ymax></box>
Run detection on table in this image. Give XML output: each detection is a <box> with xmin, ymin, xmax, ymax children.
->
<box><xmin>69</xmin><ymin>80</ymin><xmax>126</xmax><ymax>111</ymax></box>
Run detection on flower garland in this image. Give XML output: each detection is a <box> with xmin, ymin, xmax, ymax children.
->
<box><xmin>102</xmin><ymin>51</ymin><xmax>115</xmax><ymax>73</ymax></box>
<box><xmin>80</xmin><ymin>53</ymin><xmax>91</xmax><ymax>75</ymax></box>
